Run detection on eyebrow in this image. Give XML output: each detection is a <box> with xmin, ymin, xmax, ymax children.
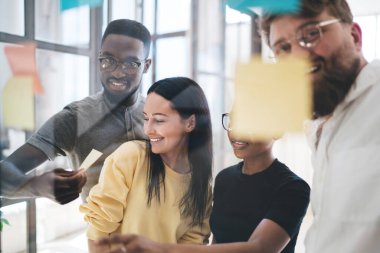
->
<box><xmin>143</xmin><ymin>112</ymin><xmax>168</xmax><ymax>117</ymax></box>
<box><xmin>99</xmin><ymin>52</ymin><xmax>141</xmax><ymax>61</ymax></box>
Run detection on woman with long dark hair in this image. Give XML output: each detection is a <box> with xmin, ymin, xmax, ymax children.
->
<box><xmin>80</xmin><ymin>77</ymin><xmax>213</xmax><ymax>253</ymax></box>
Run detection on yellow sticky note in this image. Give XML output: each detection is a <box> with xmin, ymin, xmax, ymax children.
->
<box><xmin>80</xmin><ymin>149</ymin><xmax>103</xmax><ymax>171</ymax></box>
<box><xmin>2</xmin><ymin>76</ymin><xmax>35</xmax><ymax>130</ymax></box>
<box><xmin>232</xmin><ymin>57</ymin><xmax>312</xmax><ymax>140</ymax></box>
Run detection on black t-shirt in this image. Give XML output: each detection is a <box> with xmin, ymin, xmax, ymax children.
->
<box><xmin>210</xmin><ymin>159</ymin><xmax>310</xmax><ymax>253</ymax></box>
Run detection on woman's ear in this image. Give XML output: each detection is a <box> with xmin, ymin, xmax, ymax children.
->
<box><xmin>185</xmin><ymin>114</ymin><xmax>196</xmax><ymax>132</ymax></box>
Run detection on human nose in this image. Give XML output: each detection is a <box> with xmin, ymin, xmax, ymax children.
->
<box><xmin>111</xmin><ymin>63</ymin><xmax>128</xmax><ymax>78</ymax></box>
<box><xmin>144</xmin><ymin>119</ymin><xmax>155</xmax><ymax>135</ymax></box>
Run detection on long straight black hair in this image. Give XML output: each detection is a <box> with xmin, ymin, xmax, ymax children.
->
<box><xmin>145</xmin><ymin>77</ymin><xmax>213</xmax><ymax>226</ymax></box>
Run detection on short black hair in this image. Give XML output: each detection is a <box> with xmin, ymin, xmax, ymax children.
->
<box><xmin>101</xmin><ymin>19</ymin><xmax>151</xmax><ymax>57</ymax></box>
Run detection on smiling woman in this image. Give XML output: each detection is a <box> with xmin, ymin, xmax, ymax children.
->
<box><xmin>80</xmin><ymin>77</ymin><xmax>213</xmax><ymax>253</ymax></box>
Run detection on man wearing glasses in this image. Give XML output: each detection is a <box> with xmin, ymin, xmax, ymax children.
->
<box><xmin>262</xmin><ymin>0</ymin><xmax>380</xmax><ymax>252</ymax></box>
<box><xmin>1</xmin><ymin>19</ymin><xmax>151</xmax><ymax>204</ymax></box>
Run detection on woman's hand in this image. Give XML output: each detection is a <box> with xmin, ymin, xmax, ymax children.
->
<box><xmin>96</xmin><ymin>234</ymin><xmax>169</xmax><ymax>253</ymax></box>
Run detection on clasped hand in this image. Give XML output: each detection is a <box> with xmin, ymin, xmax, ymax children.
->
<box><xmin>28</xmin><ymin>168</ymin><xmax>87</xmax><ymax>204</ymax></box>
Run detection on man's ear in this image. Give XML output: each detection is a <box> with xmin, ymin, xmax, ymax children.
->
<box><xmin>143</xmin><ymin>58</ymin><xmax>152</xmax><ymax>73</ymax></box>
<box><xmin>185</xmin><ymin>114</ymin><xmax>196</xmax><ymax>133</ymax></box>
<box><xmin>351</xmin><ymin>22</ymin><xmax>363</xmax><ymax>51</ymax></box>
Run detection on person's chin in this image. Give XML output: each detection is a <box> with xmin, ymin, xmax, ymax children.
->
<box><xmin>104</xmin><ymin>89</ymin><xmax>131</xmax><ymax>103</ymax></box>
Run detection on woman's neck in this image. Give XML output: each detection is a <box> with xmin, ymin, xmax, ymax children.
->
<box><xmin>161</xmin><ymin>149</ymin><xmax>190</xmax><ymax>174</ymax></box>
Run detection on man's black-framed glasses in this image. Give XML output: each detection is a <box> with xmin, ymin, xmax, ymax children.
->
<box><xmin>98</xmin><ymin>54</ymin><xmax>145</xmax><ymax>74</ymax></box>
<box><xmin>272</xmin><ymin>18</ymin><xmax>340</xmax><ymax>57</ymax></box>
<box><xmin>222</xmin><ymin>113</ymin><xmax>232</xmax><ymax>131</ymax></box>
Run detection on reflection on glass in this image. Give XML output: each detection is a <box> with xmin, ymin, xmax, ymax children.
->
<box><xmin>157</xmin><ymin>0</ymin><xmax>190</xmax><ymax>34</ymax></box>
<box><xmin>156</xmin><ymin>37</ymin><xmax>189</xmax><ymax>80</ymax></box>
<box><xmin>35</xmin><ymin>0</ymin><xmax>90</xmax><ymax>47</ymax></box>
<box><xmin>0</xmin><ymin>0</ymin><xmax>24</xmax><ymax>35</ymax></box>
<box><xmin>35</xmin><ymin>49</ymin><xmax>89</xmax><ymax>128</ymax></box>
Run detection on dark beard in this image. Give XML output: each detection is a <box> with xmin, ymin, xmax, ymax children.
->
<box><xmin>313</xmin><ymin>55</ymin><xmax>361</xmax><ymax>118</ymax></box>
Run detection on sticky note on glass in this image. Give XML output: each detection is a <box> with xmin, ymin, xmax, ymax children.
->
<box><xmin>227</xmin><ymin>0</ymin><xmax>300</xmax><ymax>14</ymax></box>
<box><xmin>80</xmin><ymin>149</ymin><xmax>103</xmax><ymax>171</ymax></box>
<box><xmin>60</xmin><ymin>0</ymin><xmax>103</xmax><ymax>11</ymax></box>
<box><xmin>2</xmin><ymin>77</ymin><xmax>35</xmax><ymax>130</ymax></box>
<box><xmin>4</xmin><ymin>43</ymin><xmax>44</xmax><ymax>94</ymax></box>
<box><xmin>231</xmin><ymin>57</ymin><xmax>312</xmax><ymax>140</ymax></box>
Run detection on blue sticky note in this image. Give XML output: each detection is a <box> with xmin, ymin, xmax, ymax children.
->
<box><xmin>227</xmin><ymin>0</ymin><xmax>300</xmax><ymax>14</ymax></box>
<box><xmin>60</xmin><ymin>0</ymin><xmax>103</xmax><ymax>11</ymax></box>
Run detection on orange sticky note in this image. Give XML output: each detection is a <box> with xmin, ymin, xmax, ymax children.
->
<box><xmin>2</xmin><ymin>76</ymin><xmax>35</xmax><ymax>130</ymax></box>
<box><xmin>231</xmin><ymin>57</ymin><xmax>312</xmax><ymax>140</ymax></box>
<box><xmin>4</xmin><ymin>43</ymin><xmax>44</xmax><ymax>94</ymax></box>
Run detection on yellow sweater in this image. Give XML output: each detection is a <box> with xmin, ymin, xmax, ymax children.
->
<box><xmin>80</xmin><ymin>140</ymin><xmax>211</xmax><ymax>244</ymax></box>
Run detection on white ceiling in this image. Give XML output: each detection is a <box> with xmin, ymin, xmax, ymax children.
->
<box><xmin>347</xmin><ymin>0</ymin><xmax>380</xmax><ymax>16</ymax></box>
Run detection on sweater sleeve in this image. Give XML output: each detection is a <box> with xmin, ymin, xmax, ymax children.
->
<box><xmin>178</xmin><ymin>185</ymin><xmax>213</xmax><ymax>244</ymax></box>
<box><xmin>79</xmin><ymin>141</ymin><xmax>145</xmax><ymax>240</ymax></box>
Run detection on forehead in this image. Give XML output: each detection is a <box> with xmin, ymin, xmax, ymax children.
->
<box><xmin>268</xmin><ymin>10</ymin><xmax>332</xmax><ymax>46</ymax></box>
<box><xmin>101</xmin><ymin>34</ymin><xmax>145</xmax><ymax>58</ymax></box>
<box><xmin>144</xmin><ymin>92</ymin><xmax>177</xmax><ymax>115</ymax></box>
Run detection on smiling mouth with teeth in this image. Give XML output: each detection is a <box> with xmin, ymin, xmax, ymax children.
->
<box><xmin>108</xmin><ymin>80</ymin><xmax>128</xmax><ymax>91</ymax></box>
<box><xmin>111</xmin><ymin>81</ymin><xmax>127</xmax><ymax>86</ymax></box>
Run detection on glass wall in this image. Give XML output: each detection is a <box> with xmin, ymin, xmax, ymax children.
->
<box><xmin>0</xmin><ymin>0</ymin><xmax>25</xmax><ymax>36</ymax></box>
<box><xmin>0</xmin><ymin>0</ymin><xmax>102</xmax><ymax>252</ymax></box>
<box><xmin>35</xmin><ymin>0</ymin><xmax>90</xmax><ymax>47</ymax></box>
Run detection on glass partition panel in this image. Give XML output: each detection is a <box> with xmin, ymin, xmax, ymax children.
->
<box><xmin>111</xmin><ymin>0</ymin><xmax>136</xmax><ymax>20</ymax></box>
<box><xmin>1</xmin><ymin>202</ymin><xmax>27</xmax><ymax>253</ymax></box>
<box><xmin>377</xmin><ymin>15</ymin><xmax>380</xmax><ymax>59</ymax></box>
<box><xmin>143</xmin><ymin>0</ymin><xmax>155</xmax><ymax>34</ymax></box>
<box><xmin>35</xmin><ymin>0</ymin><xmax>90</xmax><ymax>47</ymax></box>
<box><xmin>156</xmin><ymin>37</ymin><xmax>189</xmax><ymax>80</ymax></box>
<box><xmin>35</xmin><ymin>50</ymin><xmax>89</xmax><ymax>128</ymax></box>
<box><xmin>157</xmin><ymin>0</ymin><xmax>190</xmax><ymax>34</ymax></box>
<box><xmin>197</xmin><ymin>74</ymin><xmax>228</xmax><ymax>176</ymax></box>
<box><xmin>35</xmin><ymin>198</ymin><xmax>87</xmax><ymax>251</ymax></box>
<box><xmin>0</xmin><ymin>0</ymin><xmax>24</xmax><ymax>36</ymax></box>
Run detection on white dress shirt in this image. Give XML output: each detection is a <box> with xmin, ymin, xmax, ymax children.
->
<box><xmin>305</xmin><ymin>60</ymin><xmax>380</xmax><ymax>253</ymax></box>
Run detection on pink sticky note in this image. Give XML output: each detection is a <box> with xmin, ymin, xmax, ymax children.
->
<box><xmin>4</xmin><ymin>43</ymin><xmax>44</xmax><ymax>94</ymax></box>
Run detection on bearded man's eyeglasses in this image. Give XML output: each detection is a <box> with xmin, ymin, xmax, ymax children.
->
<box><xmin>272</xmin><ymin>19</ymin><xmax>340</xmax><ymax>57</ymax></box>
